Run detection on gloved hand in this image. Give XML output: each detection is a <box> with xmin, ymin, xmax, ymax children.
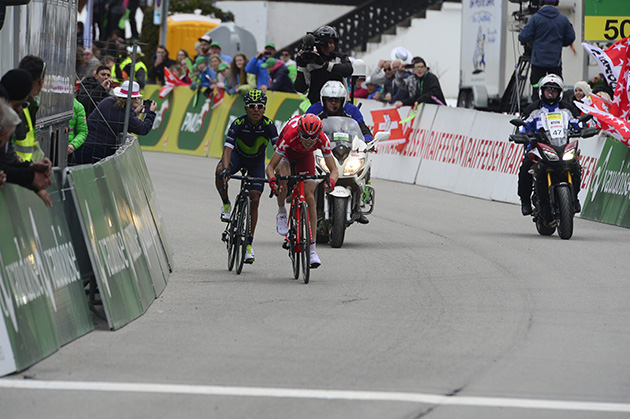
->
<box><xmin>326</xmin><ymin>177</ymin><xmax>335</xmax><ymax>192</ymax></box>
<box><xmin>219</xmin><ymin>168</ymin><xmax>230</xmax><ymax>180</ymax></box>
<box><xmin>364</xmin><ymin>134</ymin><xmax>373</xmax><ymax>143</ymax></box>
<box><xmin>295</xmin><ymin>53</ymin><xmax>306</xmax><ymax>67</ymax></box>
<box><xmin>269</xmin><ymin>177</ymin><xmax>278</xmax><ymax>195</ymax></box>
<box><xmin>313</xmin><ymin>53</ymin><xmax>325</xmax><ymax>66</ymax></box>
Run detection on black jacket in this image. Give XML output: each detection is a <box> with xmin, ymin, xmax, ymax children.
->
<box><xmin>270</xmin><ymin>65</ymin><xmax>296</xmax><ymax>93</ymax></box>
<box><xmin>77</xmin><ymin>76</ymin><xmax>111</xmax><ymax>117</ymax></box>
<box><xmin>294</xmin><ymin>50</ymin><xmax>353</xmax><ymax>105</ymax></box>
<box><xmin>397</xmin><ymin>71</ymin><xmax>446</xmax><ymax>106</ymax></box>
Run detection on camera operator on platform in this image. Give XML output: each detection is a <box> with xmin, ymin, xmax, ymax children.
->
<box><xmin>517</xmin><ymin>0</ymin><xmax>575</xmax><ymax>100</ymax></box>
<box><xmin>294</xmin><ymin>26</ymin><xmax>353</xmax><ymax>105</ymax></box>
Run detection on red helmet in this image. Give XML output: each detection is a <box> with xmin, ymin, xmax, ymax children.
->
<box><xmin>297</xmin><ymin>113</ymin><xmax>322</xmax><ymax>138</ymax></box>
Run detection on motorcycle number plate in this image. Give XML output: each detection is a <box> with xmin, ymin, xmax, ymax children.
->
<box><xmin>546</xmin><ymin>113</ymin><xmax>565</xmax><ymax>142</ymax></box>
<box><xmin>333</xmin><ymin>133</ymin><xmax>350</xmax><ymax>142</ymax></box>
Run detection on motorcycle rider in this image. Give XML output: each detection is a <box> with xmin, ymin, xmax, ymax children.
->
<box><xmin>266</xmin><ymin>113</ymin><xmax>339</xmax><ymax>268</ymax></box>
<box><xmin>294</xmin><ymin>25</ymin><xmax>353</xmax><ymax>106</ymax></box>
<box><xmin>306</xmin><ymin>80</ymin><xmax>372</xmax><ymax>224</ymax></box>
<box><xmin>517</xmin><ymin>74</ymin><xmax>582</xmax><ymax>215</ymax></box>
<box><xmin>215</xmin><ymin>89</ymin><xmax>279</xmax><ymax>264</ymax></box>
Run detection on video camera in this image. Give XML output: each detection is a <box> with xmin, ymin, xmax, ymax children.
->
<box><xmin>298</xmin><ymin>32</ymin><xmax>319</xmax><ymax>64</ymax></box>
<box><xmin>509</xmin><ymin>0</ymin><xmax>558</xmax><ymax>22</ymax></box>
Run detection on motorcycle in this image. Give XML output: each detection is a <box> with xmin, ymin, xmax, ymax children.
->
<box><xmin>314</xmin><ymin>116</ymin><xmax>389</xmax><ymax>248</ymax></box>
<box><xmin>509</xmin><ymin>113</ymin><xmax>598</xmax><ymax>239</ymax></box>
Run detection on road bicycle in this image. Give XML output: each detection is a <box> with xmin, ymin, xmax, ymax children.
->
<box><xmin>276</xmin><ymin>172</ymin><xmax>329</xmax><ymax>284</ymax></box>
<box><xmin>221</xmin><ymin>169</ymin><xmax>268</xmax><ymax>274</ymax></box>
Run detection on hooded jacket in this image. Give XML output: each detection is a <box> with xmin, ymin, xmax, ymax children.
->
<box><xmin>518</xmin><ymin>5</ymin><xmax>575</xmax><ymax>68</ymax></box>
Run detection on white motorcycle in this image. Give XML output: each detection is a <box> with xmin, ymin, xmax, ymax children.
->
<box><xmin>314</xmin><ymin>116</ymin><xmax>389</xmax><ymax>248</ymax></box>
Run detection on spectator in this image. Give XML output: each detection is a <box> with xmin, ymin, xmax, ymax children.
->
<box><xmin>176</xmin><ymin>49</ymin><xmax>194</xmax><ymax>79</ymax></box>
<box><xmin>76</xmin><ymin>46</ymin><xmax>86</xmax><ymax>79</ymax></box>
<box><xmin>102</xmin><ymin>29</ymin><xmax>125</xmax><ymax>64</ymax></box>
<box><xmin>74</xmin><ymin>80</ymin><xmax>157</xmax><ymax>164</ymax></box>
<box><xmin>80</xmin><ymin>48</ymin><xmax>102</xmax><ymax>79</ymax></box>
<box><xmin>590</xmin><ymin>73</ymin><xmax>614</xmax><ymax>98</ymax></box>
<box><xmin>77</xmin><ymin>65</ymin><xmax>114</xmax><ymax>117</ymax></box>
<box><xmin>190</xmin><ymin>56</ymin><xmax>214</xmax><ymax>95</ymax></box>
<box><xmin>170</xmin><ymin>64</ymin><xmax>192</xmax><ymax>85</ymax></box>
<box><xmin>120</xmin><ymin>46</ymin><xmax>148</xmax><ymax>88</ymax></box>
<box><xmin>394</xmin><ymin>56</ymin><xmax>446</xmax><ymax>108</ymax></box>
<box><xmin>68</xmin><ymin>98</ymin><xmax>88</xmax><ymax>161</ymax></box>
<box><xmin>352</xmin><ymin>76</ymin><xmax>368</xmax><ymax>98</ymax></box>
<box><xmin>571</xmin><ymin>80</ymin><xmax>592</xmax><ymax>103</ymax></box>
<box><xmin>245</xmin><ymin>44</ymin><xmax>277</xmax><ymax>91</ymax></box>
<box><xmin>208</xmin><ymin>54</ymin><xmax>222</xmax><ymax>80</ymax></box>
<box><xmin>103</xmin><ymin>1</ymin><xmax>125</xmax><ymax>46</ymax></box>
<box><xmin>279</xmin><ymin>48</ymin><xmax>297</xmax><ymax>82</ymax></box>
<box><xmin>363</xmin><ymin>77</ymin><xmax>380</xmax><ymax>100</ymax></box>
<box><xmin>17</xmin><ymin>55</ymin><xmax>46</xmax><ymax>163</ymax></box>
<box><xmin>518</xmin><ymin>0</ymin><xmax>575</xmax><ymax>99</ymax></box>
<box><xmin>101</xmin><ymin>55</ymin><xmax>116</xmax><ymax>72</ymax></box>
<box><xmin>226</xmin><ymin>53</ymin><xmax>256</xmax><ymax>94</ymax></box>
<box><xmin>127</xmin><ymin>0</ymin><xmax>142</xmax><ymax>40</ymax></box>
<box><xmin>195</xmin><ymin>34</ymin><xmax>212</xmax><ymax>62</ymax></box>
<box><xmin>294</xmin><ymin>26</ymin><xmax>353</xmax><ymax>105</ymax></box>
<box><xmin>148</xmin><ymin>45</ymin><xmax>176</xmax><ymax>86</ymax></box>
<box><xmin>262</xmin><ymin>58</ymin><xmax>296</xmax><ymax>93</ymax></box>
<box><xmin>209</xmin><ymin>42</ymin><xmax>232</xmax><ymax>64</ymax></box>
<box><xmin>376</xmin><ymin>59</ymin><xmax>406</xmax><ymax>103</ymax></box>
<box><xmin>213</xmin><ymin>62</ymin><xmax>230</xmax><ymax>93</ymax></box>
<box><xmin>0</xmin><ymin>97</ymin><xmax>54</xmax><ymax>206</ymax></box>
<box><xmin>0</xmin><ymin>69</ymin><xmax>33</xmax><ymax>117</ymax></box>
<box><xmin>77</xmin><ymin>21</ymin><xmax>85</xmax><ymax>47</ymax></box>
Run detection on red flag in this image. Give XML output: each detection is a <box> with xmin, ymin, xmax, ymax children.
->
<box><xmin>575</xmin><ymin>101</ymin><xmax>630</xmax><ymax>146</ymax></box>
<box><xmin>609</xmin><ymin>38</ymin><xmax>630</xmax><ymax>119</ymax></box>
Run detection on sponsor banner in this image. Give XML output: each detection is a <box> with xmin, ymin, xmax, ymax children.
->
<box><xmin>68</xmin><ymin>157</ymin><xmax>155</xmax><ymax>330</ymax></box>
<box><xmin>584</xmin><ymin>0</ymin><xmax>630</xmax><ymax>41</ymax></box>
<box><xmin>371</xmin><ymin>104</ymin><xmax>438</xmax><ymax>183</ymax></box>
<box><xmin>139</xmin><ymin>86</ymin><xmax>306</xmax><ymax>159</ymax></box>
<box><xmin>0</xmin><ymin>178</ymin><xmax>93</xmax><ymax>373</ymax></box>
<box><xmin>126</xmin><ymin>141</ymin><xmax>174</xmax><ymax>272</ymax></box>
<box><xmin>581</xmin><ymin>137</ymin><xmax>630</xmax><ymax>226</ymax></box>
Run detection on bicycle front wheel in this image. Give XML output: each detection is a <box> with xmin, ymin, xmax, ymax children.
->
<box><xmin>289</xmin><ymin>204</ymin><xmax>300</xmax><ymax>280</ymax></box>
<box><xmin>227</xmin><ymin>212</ymin><xmax>238</xmax><ymax>272</ymax></box>
<box><xmin>299</xmin><ymin>202</ymin><xmax>311</xmax><ymax>284</ymax></box>
<box><xmin>235</xmin><ymin>197</ymin><xmax>250</xmax><ymax>274</ymax></box>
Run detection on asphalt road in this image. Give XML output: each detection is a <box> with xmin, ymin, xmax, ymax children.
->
<box><xmin>1</xmin><ymin>151</ymin><xmax>629</xmax><ymax>419</ymax></box>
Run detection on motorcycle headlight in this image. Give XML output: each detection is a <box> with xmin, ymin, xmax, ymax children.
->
<box><xmin>344</xmin><ymin>158</ymin><xmax>364</xmax><ymax>175</ymax></box>
<box><xmin>319</xmin><ymin>157</ymin><xmax>330</xmax><ymax>172</ymax></box>
<box><xmin>543</xmin><ymin>150</ymin><xmax>559</xmax><ymax>161</ymax></box>
<box><xmin>562</xmin><ymin>149</ymin><xmax>576</xmax><ymax>161</ymax></box>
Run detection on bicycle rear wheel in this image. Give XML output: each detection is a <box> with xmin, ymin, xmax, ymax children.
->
<box><xmin>235</xmin><ymin>197</ymin><xmax>250</xmax><ymax>274</ymax></box>
<box><xmin>299</xmin><ymin>202</ymin><xmax>311</xmax><ymax>284</ymax></box>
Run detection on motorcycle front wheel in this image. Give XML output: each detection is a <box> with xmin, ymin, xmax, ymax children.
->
<box><xmin>330</xmin><ymin>197</ymin><xmax>347</xmax><ymax>248</ymax></box>
<box><xmin>556</xmin><ymin>185</ymin><xmax>574</xmax><ymax>240</ymax></box>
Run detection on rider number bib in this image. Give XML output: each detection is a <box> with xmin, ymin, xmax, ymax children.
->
<box><xmin>545</xmin><ymin>112</ymin><xmax>566</xmax><ymax>145</ymax></box>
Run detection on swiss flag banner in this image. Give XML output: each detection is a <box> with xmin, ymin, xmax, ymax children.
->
<box><xmin>609</xmin><ymin>38</ymin><xmax>630</xmax><ymax>119</ymax></box>
<box><xmin>575</xmin><ymin>100</ymin><xmax>630</xmax><ymax>146</ymax></box>
<box><xmin>158</xmin><ymin>67</ymin><xmax>188</xmax><ymax>98</ymax></box>
<box><xmin>370</xmin><ymin>107</ymin><xmax>418</xmax><ymax>152</ymax></box>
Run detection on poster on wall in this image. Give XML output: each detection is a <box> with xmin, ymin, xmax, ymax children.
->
<box><xmin>584</xmin><ymin>0</ymin><xmax>630</xmax><ymax>41</ymax></box>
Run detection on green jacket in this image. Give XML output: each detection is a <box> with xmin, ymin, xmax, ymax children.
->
<box><xmin>69</xmin><ymin>98</ymin><xmax>88</xmax><ymax>149</ymax></box>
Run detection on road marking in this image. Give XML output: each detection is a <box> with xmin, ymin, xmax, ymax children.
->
<box><xmin>1</xmin><ymin>379</ymin><xmax>629</xmax><ymax>413</ymax></box>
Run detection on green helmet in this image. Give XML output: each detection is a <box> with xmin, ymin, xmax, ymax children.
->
<box><xmin>244</xmin><ymin>89</ymin><xmax>267</xmax><ymax>105</ymax></box>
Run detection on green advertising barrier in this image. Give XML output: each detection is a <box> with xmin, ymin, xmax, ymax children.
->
<box><xmin>67</xmin><ymin>140</ymin><xmax>172</xmax><ymax>330</ymax></box>
<box><xmin>138</xmin><ymin>85</ymin><xmax>307</xmax><ymax>159</ymax></box>
<box><xmin>581</xmin><ymin>138</ymin><xmax>630</xmax><ymax>227</ymax></box>
<box><xmin>0</xmin><ymin>179</ymin><xmax>93</xmax><ymax>374</ymax></box>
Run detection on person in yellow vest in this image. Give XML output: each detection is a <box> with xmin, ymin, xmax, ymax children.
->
<box><xmin>15</xmin><ymin>55</ymin><xmax>46</xmax><ymax>163</ymax></box>
<box><xmin>120</xmin><ymin>46</ymin><xmax>148</xmax><ymax>88</ymax></box>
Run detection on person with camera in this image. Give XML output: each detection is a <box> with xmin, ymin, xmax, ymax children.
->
<box><xmin>245</xmin><ymin>43</ymin><xmax>277</xmax><ymax>91</ymax></box>
<box><xmin>394</xmin><ymin>56</ymin><xmax>446</xmax><ymax>108</ymax></box>
<box><xmin>74</xmin><ymin>80</ymin><xmax>157</xmax><ymax>164</ymax></box>
<box><xmin>294</xmin><ymin>25</ymin><xmax>353</xmax><ymax>106</ymax></box>
<box><xmin>77</xmin><ymin>65</ymin><xmax>115</xmax><ymax>117</ymax></box>
<box><xmin>518</xmin><ymin>0</ymin><xmax>575</xmax><ymax>100</ymax></box>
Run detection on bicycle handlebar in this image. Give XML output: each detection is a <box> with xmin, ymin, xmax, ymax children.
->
<box><xmin>230</xmin><ymin>175</ymin><xmax>269</xmax><ymax>183</ymax></box>
<box><xmin>275</xmin><ymin>174</ymin><xmax>330</xmax><ymax>181</ymax></box>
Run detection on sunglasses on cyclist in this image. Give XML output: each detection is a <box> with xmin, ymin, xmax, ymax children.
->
<box><xmin>300</xmin><ymin>133</ymin><xmax>318</xmax><ymax>140</ymax></box>
<box><xmin>247</xmin><ymin>103</ymin><xmax>265</xmax><ymax>110</ymax></box>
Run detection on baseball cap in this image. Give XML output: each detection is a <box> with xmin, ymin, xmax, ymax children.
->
<box><xmin>199</xmin><ymin>34</ymin><xmax>212</xmax><ymax>43</ymax></box>
<box><xmin>264</xmin><ymin>42</ymin><xmax>276</xmax><ymax>49</ymax></box>
<box><xmin>0</xmin><ymin>69</ymin><xmax>33</xmax><ymax>101</ymax></box>
<box><xmin>217</xmin><ymin>62</ymin><xmax>229</xmax><ymax>72</ymax></box>
<box><xmin>261</xmin><ymin>58</ymin><xmax>277</xmax><ymax>68</ymax></box>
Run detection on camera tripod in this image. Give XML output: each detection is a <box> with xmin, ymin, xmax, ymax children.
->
<box><xmin>500</xmin><ymin>54</ymin><xmax>531</xmax><ymax>115</ymax></box>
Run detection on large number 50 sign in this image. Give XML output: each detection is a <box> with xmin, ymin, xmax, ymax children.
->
<box><xmin>584</xmin><ymin>0</ymin><xmax>630</xmax><ymax>41</ymax></box>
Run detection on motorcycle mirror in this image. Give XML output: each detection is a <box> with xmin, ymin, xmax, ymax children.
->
<box><xmin>509</xmin><ymin>118</ymin><xmax>526</xmax><ymax>127</ymax></box>
<box><xmin>373</xmin><ymin>131</ymin><xmax>390</xmax><ymax>143</ymax></box>
<box><xmin>579</xmin><ymin>113</ymin><xmax>593</xmax><ymax>123</ymax></box>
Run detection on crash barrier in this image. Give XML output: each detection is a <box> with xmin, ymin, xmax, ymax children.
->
<box><xmin>139</xmin><ymin>84</ymin><xmax>629</xmax><ymax>228</ymax></box>
<box><xmin>358</xmin><ymin>100</ymin><xmax>630</xmax><ymax>229</ymax></box>
<box><xmin>0</xmin><ymin>138</ymin><xmax>172</xmax><ymax>376</ymax></box>
<box><xmin>139</xmin><ymin>85</ymin><xmax>306</xmax><ymax>159</ymax></box>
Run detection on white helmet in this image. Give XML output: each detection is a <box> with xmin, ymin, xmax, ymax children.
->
<box><xmin>320</xmin><ymin>80</ymin><xmax>347</xmax><ymax>108</ymax></box>
<box><xmin>538</xmin><ymin>74</ymin><xmax>564</xmax><ymax>106</ymax></box>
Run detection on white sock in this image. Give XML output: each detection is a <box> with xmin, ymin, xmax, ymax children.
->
<box><xmin>278</xmin><ymin>205</ymin><xmax>286</xmax><ymax>214</ymax></box>
<box><xmin>311</xmin><ymin>242</ymin><xmax>316</xmax><ymax>252</ymax></box>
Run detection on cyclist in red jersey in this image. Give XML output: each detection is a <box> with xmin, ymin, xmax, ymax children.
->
<box><xmin>266</xmin><ymin>113</ymin><xmax>339</xmax><ymax>267</ymax></box>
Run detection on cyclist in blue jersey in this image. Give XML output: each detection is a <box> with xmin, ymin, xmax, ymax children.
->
<box><xmin>215</xmin><ymin>89</ymin><xmax>278</xmax><ymax>263</ymax></box>
<box><xmin>306</xmin><ymin>80</ymin><xmax>373</xmax><ymax>143</ymax></box>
